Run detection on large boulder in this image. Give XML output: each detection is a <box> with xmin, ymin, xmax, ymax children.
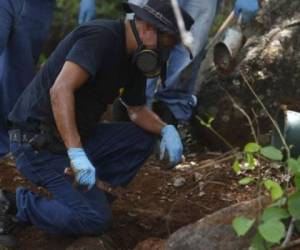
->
<box><xmin>192</xmin><ymin>0</ymin><xmax>300</xmax><ymax>150</ymax></box>
<box><xmin>166</xmin><ymin>197</ymin><xmax>270</xmax><ymax>250</ymax></box>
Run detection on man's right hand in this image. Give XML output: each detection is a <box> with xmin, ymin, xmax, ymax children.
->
<box><xmin>160</xmin><ymin>125</ymin><xmax>183</xmax><ymax>167</ymax></box>
<box><xmin>67</xmin><ymin>148</ymin><xmax>96</xmax><ymax>190</ymax></box>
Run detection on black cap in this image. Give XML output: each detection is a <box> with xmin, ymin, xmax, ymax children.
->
<box><xmin>123</xmin><ymin>0</ymin><xmax>194</xmax><ymax>37</ymax></box>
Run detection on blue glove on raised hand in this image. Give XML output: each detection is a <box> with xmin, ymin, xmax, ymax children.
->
<box><xmin>234</xmin><ymin>0</ymin><xmax>259</xmax><ymax>23</ymax></box>
<box><xmin>78</xmin><ymin>0</ymin><xmax>96</xmax><ymax>24</ymax></box>
<box><xmin>160</xmin><ymin>125</ymin><xmax>183</xmax><ymax>167</ymax></box>
<box><xmin>67</xmin><ymin>148</ymin><xmax>96</xmax><ymax>190</ymax></box>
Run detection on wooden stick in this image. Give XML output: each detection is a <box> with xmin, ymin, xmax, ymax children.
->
<box><xmin>281</xmin><ymin>218</ymin><xmax>296</xmax><ymax>247</ymax></box>
<box><xmin>194</xmin><ymin>154</ymin><xmax>236</xmax><ymax>170</ymax></box>
<box><xmin>273</xmin><ymin>238</ymin><xmax>300</xmax><ymax>250</ymax></box>
<box><xmin>206</xmin><ymin>10</ymin><xmax>235</xmax><ymax>50</ymax></box>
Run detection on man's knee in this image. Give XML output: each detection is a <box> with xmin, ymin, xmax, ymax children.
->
<box><xmin>91</xmin><ymin>209</ymin><xmax>112</xmax><ymax>234</ymax></box>
<box><xmin>54</xmin><ymin>204</ymin><xmax>113</xmax><ymax>235</ymax></box>
<box><xmin>76</xmin><ymin>207</ymin><xmax>113</xmax><ymax>235</ymax></box>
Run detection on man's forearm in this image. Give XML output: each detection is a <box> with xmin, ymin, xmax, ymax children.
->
<box><xmin>49</xmin><ymin>61</ymin><xmax>90</xmax><ymax>149</ymax></box>
<box><xmin>127</xmin><ymin>105</ymin><xmax>166</xmax><ymax>135</ymax></box>
<box><xmin>50</xmin><ymin>86</ymin><xmax>82</xmax><ymax>148</ymax></box>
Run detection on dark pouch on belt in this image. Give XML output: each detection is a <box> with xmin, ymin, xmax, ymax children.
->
<box><xmin>29</xmin><ymin>124</ymin><xmax>66</xmax><ymax>154</ymax></box>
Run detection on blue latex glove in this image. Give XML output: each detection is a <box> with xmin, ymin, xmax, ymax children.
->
<box><xmin>78</xmin><ymin>0</ymin><xmax>96</xmax><ymax>24</ymax></box>
<box><xmin>234</xmin><ymin>0</ymin><xmax>259</xmax><ymax>23</ymax></box>
<box><xmin>160</xmin><ymin>125</ymin><xmax>183</xmax><ymax>167</ymax></box>
<box><xmin>67</xmin><ymin>148</ymin><xmax>96</xmax><ymax>190</ymax></box>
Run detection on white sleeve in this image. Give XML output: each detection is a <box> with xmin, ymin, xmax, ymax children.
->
<box><xmin>127</xmin><ymin>0</ymin><xmax>147</xmax><ymax>6</ymax></box>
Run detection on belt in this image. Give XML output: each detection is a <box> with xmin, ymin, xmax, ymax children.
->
<box><xmin>9</xmin><ymin>128</ymin><xmax>66</xmax><ymax>154</ymax></box>
<box><xmin>9</xmin><ymin>129</ymin><xmax>36</xmax><ymax>144</ymax></box>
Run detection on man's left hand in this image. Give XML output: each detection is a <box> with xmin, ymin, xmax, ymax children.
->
<box><xmin>160</xmin><ymin>125</ymin><xmax>183</xmax><ymax>167</ymax></box>
<box><xmin>78</xmin><ymin>0</ymin><xmax>96</xmax><ymax>24</ymax></box>
<box><xmin>234</xmin><ymin>0</ymin><xmax>259</xmax><ymax>23</ymax></box>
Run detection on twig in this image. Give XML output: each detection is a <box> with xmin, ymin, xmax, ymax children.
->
<box><xmin>251</xmin><ymin>108</ymin><xmax>261</xmax><ymax>144</ymax></box>
<box><xmin>234</xmin><ymin>104</ymin><xmax>258</xmax><ymax>143</ymax></box>
<box><xmin>272</xmin><ymin>237</ymin><xmax>300</xmax><ymax>250</ymax></box>
<box><xmin>240</xmin><ymin>72</ymin><xmax>292</xmax><ymax>195</ymax></box>
<box><xmin>240</xmin><ymin>72</ymin><xmax>290</xmax><ymax>159</ymax></box>
<box><xmin>195</xmin><ymin>115</ymin><xmax>234</xmax><ymax>150</ymax></box>
<box><xmin>224</xmin><ymin>90</ymin><xmax>258</xmax><ymax>144</ymax></box>
<box><xmin>194</xmin><ymin>154</ymin><xmax>236</xmax><ymax>170</ymax></box>
<box><xmin>206</xmin><ymin>180</ymin><xmax>229</xmax><ymax>187</ymax></box>
<box><xmin>213</xmin><ymin>147</ymin><xmax>240</xmax><ymax>160</ymax></box>
<box><xmin>281</xmin><ymin>218</ymin><xmax>296</xmax><ymax>248</ymax></box>
<box><xmin>248</xmin><ymin>108</ymin><xmax>265</xmax><ymax>209</ymax></box>
<box><xmin>186</xmin><ymin>149</ymin><xmax>239</xmax><ymax>173</ymax></box>
<box><xmin>197</xmin><ymin>148</ymin><xmax>239</xmax><ymax>164</ymax></box>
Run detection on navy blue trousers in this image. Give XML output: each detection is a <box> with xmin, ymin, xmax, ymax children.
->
<box><xmin>10</xmin><ymin>123</ymin><xmax>156</xmax><ymax>235</ymax></box>
<box><xmin>0</xmin><ymin>0</ymin><xmax>55</xmax><ymax>158</ymax></box>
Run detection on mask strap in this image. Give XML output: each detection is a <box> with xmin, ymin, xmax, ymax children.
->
<box><xmin>160</xmin><ymin>62</ymin><xmax>167</xmax><ymax>88</ymax></box>
<box><xmin>130</xmin><ymin>19</ymin><xmax>144</xmax><ymax>50</ymax></box>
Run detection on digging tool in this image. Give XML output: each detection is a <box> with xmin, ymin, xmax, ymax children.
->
<box><xmin>64</xmin><ymin>167</ymin><xmax>110</xmax><ymax>191</ymax></box>
<box><xmin>213</xmin><ymin>14</ymin><xmax>245</xmax><ymax>75</ymax></box>
<box><xmin>180</xmin><ymin>10</ymin><xmax>236</xmax><ymax>83</ymax></box>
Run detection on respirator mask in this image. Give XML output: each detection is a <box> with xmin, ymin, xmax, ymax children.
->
<box><xmin>130</xmin><ymin>19</ymin><xmax>172</xmax><ymax>79</ymax></box>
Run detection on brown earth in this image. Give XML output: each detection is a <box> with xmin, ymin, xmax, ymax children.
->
<box><xmin>0</xmin><ymin>140</ymin><xmax>258</xmax><ymax>250</ymax></box>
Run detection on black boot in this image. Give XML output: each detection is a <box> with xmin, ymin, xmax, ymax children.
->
<box><xmin>0</xmin><ymin>190</ymin><xmax>17</xmax><ymax>216</ymax></box>
<box><xmin>0</xmin><ymin>217</ymin><xmax>18</xmax><ymax>248</ymax></box>
<box><xmin>0</xmin><ymin>190</ymin><xmax>19</xmax><ymax>248</ymax></box>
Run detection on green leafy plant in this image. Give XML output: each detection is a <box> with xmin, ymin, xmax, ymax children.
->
<box><xmin>232</xmin><ymin>142</ymin><xmax>300</xmax><ymax>249</ymax></box>
<box><xmin>196</xmin><ymin>115</ymin><xmax>233</xmax><ymax>150</ymax></box>
<box><xmin>233</xmin><ymin>217</ymin><xmax>255</xmax><ymax>236</ymax></box>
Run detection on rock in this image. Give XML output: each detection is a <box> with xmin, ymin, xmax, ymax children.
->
<box><xmin>198</xmin><ymin>181</ymin><xmax>205</xmax><ymax>193</ymax></box>
<box><xmin>0</xmin><ymin>225</ymin><xmax>16</xmax><ymax>249</ymax></box>
<box><xmin>166</xmin><ymin>197</ymin><xmax>270</xmax><ymax>250</ymax></box>
<box><xmin>198</xmin><ymin>191</ymin><xmax>205</xmax><ymax>197</ymax></box>
<box><xmin>172</xmin><ymin>177</ymin><xmax>186</xmax><ymax>188</ymax></box>
<box><xmin>133</xmin><ymin>238</ymin><xmax>165</xmax><ymax>250</ymax></box>
<box><xmin>192</xmin><ymin>0</ymin><xmax>300</xmax><ymax>150</ymax></box>
<box><xmin>194</xmin><ymin>172</ymin><xmax>203</xmax><ymax>182</ymax></box>
<box><xmin>175</xmin><ymin>163</ymin><xmax>192</xmax><ymax>170</ymax></box>
<box><xmin>0</xmin><ymin>245</ymin><xmax>10</xmax><ymax>250</ymax></box>
<box><xmin>0</xmin><ymin>237</ymin><xmax>14</xmax><ymax>250</ymax></box>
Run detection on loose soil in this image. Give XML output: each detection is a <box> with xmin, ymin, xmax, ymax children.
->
<box><xmin>0</xmin><ymin>141</ymin><xmax>255</xmax><ymax>250</ymax></box>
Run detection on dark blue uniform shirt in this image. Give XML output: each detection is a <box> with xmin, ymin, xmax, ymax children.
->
<box><xmin>9</xmin><ymin>20</ymin><xmax>146</xmax><ymax>141</ymax></box>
